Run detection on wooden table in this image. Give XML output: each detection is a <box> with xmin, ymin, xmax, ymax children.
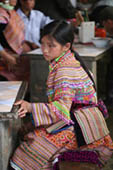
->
<box><xmin>0</xmin><ymin>81</ymin><xmax>28</xmax><ymax>170</ymax></box>
<box><xmin>73</xmin><ymin>43</ymin><xmax>113</xmax><ymax>84</ymax></box>
<box><xmin>25</xmin><ymin>48</ymin><xmax>49</xmax><ymax>102</ymax></box>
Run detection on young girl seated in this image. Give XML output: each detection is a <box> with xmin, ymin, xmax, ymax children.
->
<box><xmin>10</xmin><ymin>20</ymin><xmax>113</xmax><ymax>170</ymax></box>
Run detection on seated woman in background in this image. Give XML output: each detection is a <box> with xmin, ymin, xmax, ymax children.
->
<box><xmin>10</xmin><ymin>20</ymin><xmax>113</xmax><ymax>170</ymax></box>
<box><xmin>0</xmin><ymin>0</ymin><xmax>38</xmax><ymax>81</ymax></box>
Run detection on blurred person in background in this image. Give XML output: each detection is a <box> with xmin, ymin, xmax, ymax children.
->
<box><xmin>90</xmin><ymin>0</ymin><xmax>113</xmax><ymax>24</ymax></box>
<box><xmin>16</xmin><ymin>0</ymin><xmax>53</xmax><ymax>47</ymax></box>
<box><xmin>99</xmin><ymin>6</ymin><xmax>113</xmax><ymax>106</ymax></box>
<box><xmin>34</xmin><ymin>0</ymin><xmax>78</xmax><ymax>20</ymax></box>
<box><xmin>34</xmin><ymin>0</ymin><xmax>84</xmax><ymax>30</ymax></box>
<box><xmin>99</xmin><ymin>6</ymin><xmax>113</xmax><ymax>35</ymax></box>
<box><xmin>0</xmin><ymin>0</ymin><xmax>38</xmax><ymax>81</ymax></box>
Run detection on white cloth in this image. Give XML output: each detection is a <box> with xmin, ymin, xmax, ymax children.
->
<box><xmin>17</xmin><ymin>9</ymin><xmax>53</xmax><ymax>46</ymax></box>
<box><xmin>0</xmin><ymin>44</ymin><xmax>3</xmax><ymax>51</ymax></box>
<box><xmin>70</xmin><ymin>0</ymin><xmax>77</xmax><ymax>7</ymax></box>
<box><xmin>95</xmin><ymin>0</ymin><xmax>113</xmax><ymax>8</ymax></box>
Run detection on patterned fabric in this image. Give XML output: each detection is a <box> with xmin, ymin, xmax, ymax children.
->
<box><xmin>0</xmin><ymin>6</ymin><xmax>9</xmax><ymax>23</ymax></box>
<box><xmin>53</xmin><ymin>150</ymin><xmax>102</xmax><ymax>170</ymax></box>
<box><xmin>73</xmin><ymin>107</ymin><xmax>109</xmax><ymax>145</ymax></box>
<box><xmin>70</xmin><ymin>100</ymin><xmax>109</xmax><ymax>146</ymax></box>
<box><xmin>11</xmin><ymin>50</ymin><xmax>113</xmax><ymax>170</ymax></box>
<box><xmin>97</xmin><ymin>98</ymin><xmax>109</xmax><ymax>119</ymax></box>
<box><xmin>72</xmin><ymin>99</ymin><xmax>109</xmax><ymax>119</ymax></box>
<box><xmin>11</xmin><ymin>128</ymin><xmax>75</xmax><ymax>170</ymax></box>
<box><xmin>0</xmin><ymin>7</ymin><xmax>30</xmax><ymax>81</ymax></box>
<box><xmin>0</xmin><ymin>8</ymin><xmax>25</xmax><ymax>54</ymax></box>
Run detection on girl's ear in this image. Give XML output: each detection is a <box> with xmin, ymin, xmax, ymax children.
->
<box><xmin>63</xmin><ymin>42</ymin><xmax>71</xmax><ymax>52</ymax></box>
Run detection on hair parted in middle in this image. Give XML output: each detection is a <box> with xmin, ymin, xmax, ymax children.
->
<box><xmin>40</xmin><ymin>20</ymin><xmax>75</xmax><ymax>50</ymax></box>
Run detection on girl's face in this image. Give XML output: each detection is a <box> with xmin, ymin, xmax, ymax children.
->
<box><xmin>41</xmin><ymin>35</ymin><xmax>70</xmax><ymax>62</ymax></box>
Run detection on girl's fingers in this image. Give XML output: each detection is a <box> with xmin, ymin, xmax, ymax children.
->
<box><xmin>18</xmin><ymin>113</ymin><xmax>26</xmax><ymax>118</ymax></box>
<box><xmin>14</xmin><ymin>100</ymin><xmax>23</xmax><ymax>105</ymax></box>
<box><xmin>14</xmin><ymin>100</ymin><xmax>31</xmax><ymax>115</ymax></box>
<box><xmin>18</xmin><ymin>108</ymin><xmax>27</xmax><ymax>117</ymax></box>
<box><xmin>18</xmin><ymin>107</ymin><xmax>24</xmax><ymax>113</ymax></box>
<box><xmin>18</xmin><ymin>107</ymin><xmax>27</xmax><ymax>114</ymax></box>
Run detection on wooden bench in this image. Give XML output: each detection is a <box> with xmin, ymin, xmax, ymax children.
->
<box><xmin>59</xmin><ymin>161</ymin><xmax>100</xmax><ymax>170</ymax></box>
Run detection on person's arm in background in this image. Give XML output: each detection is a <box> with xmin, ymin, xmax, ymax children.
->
<box><xmin>77</xmin><ymin>0</ymin><xmax>98</xmax><ymax>15</ymax></box>
<box><xmin>0</xmin><ymin>46</ymin><xmax>16</xmax><ymax>65</ymax></box>
<box><xmin>22</xmin><ymin>40</ymin><xmax>39</xmax><ymax>53</ymax></box>
<box><xmin>56</xmin><ymin>0</ymin><xmax>84</xmax><ymax>26</ymax></box>
<box><xmin>0</xmin><ymin>24</ymin><xmax>16</xmax><ymax>65</ymax></box>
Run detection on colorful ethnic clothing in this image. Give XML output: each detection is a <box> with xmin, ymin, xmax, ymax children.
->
<box><xmin>0</xmin><ymin>7</ymin><xmax>29</xmax><ymax>81</ymax></box>
<box><xmin>0</xmin><ymin>7</ymin><xmax>24</xmax><ymax>54</ymax></box>
<box><xmin>11</xmin><ymin>50</ymin><xmax>113</xmax><ymax>170</ymax></box>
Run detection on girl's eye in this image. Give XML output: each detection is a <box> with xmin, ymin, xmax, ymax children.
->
<box><xmin>48</xmin><ymin>44</ymin><xmax>56</xmax><ymax>48</ymax></box>
<box><xmin>41</xmin><ymin>42</ymin><xmax>56</xmax><ymax>48</ymax></box>
<box><xmin>48</xmin><ymin>44</ymin><xmax>53</xmax><ymax>48</ymax></box>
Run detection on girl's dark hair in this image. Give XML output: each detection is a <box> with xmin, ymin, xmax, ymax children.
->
<box><xmin>40</xmin><ymin>20</ymin><xmax>96</xmax><ymax>89</ymax></box>
<box><xmin>73</xmin><ymin>51</ymin><xmax>96</xmax><ymax>90</ymax></box>
<box><xmin>40</xmin><ymin>20</ymin><xmax>75</xmax><ymax>49</ymax></box>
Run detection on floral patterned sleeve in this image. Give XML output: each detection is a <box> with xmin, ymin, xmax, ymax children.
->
<box><xmin>31</xmin><ymin>63</ymin><xmax>78</xmax><ymax>127</ymax></box>
<box><xmin>31</xmin><ymin>54</ymin><xmax>95</xmax><ymax>128</ymax></box>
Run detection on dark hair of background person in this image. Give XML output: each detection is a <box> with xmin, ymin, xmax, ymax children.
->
<box><xmin>99</xmin><ymin>6</ymin><xmax>113</xmax><ymax>23</ymax></box>
<box><xmin>15</xmin><ymin>0</ymin><xmax>20</xmax><ymax>9</ymax></box>
<box><xmin>40</xmin><ymin>20</ymin><xmax>96</xmax><ymax>90</ymax></box>
<box><xmin>34</xmin><ymin>0</ymin><xmax>77</xmax><ymax>20</ymax></box>
<box><xmin>89</xmin><ymin>5</ymin><xmax>108</xmax><ymax>23</ymax></box>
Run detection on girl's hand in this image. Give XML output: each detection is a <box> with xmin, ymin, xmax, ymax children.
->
<box><xmin>14</xmin><ymin>100</ymin><xmax>32</xmax><ymax>118</ymax></box>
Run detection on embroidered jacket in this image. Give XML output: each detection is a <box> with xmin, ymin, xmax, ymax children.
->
<box><xmin>32</xmin><ymin>50</ymin><xmax>96</xmax><ymax>125</ymax></box>
<box><xmin>32</xmin><ymin>50</ymin><xmax>109</xmax><ymax>145</ymax></box>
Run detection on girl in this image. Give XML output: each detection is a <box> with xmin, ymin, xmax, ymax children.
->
<box><xmin>10</xmin><ymin>20</ymin><xmax>113</xmax><ymax>170</ymax></box>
